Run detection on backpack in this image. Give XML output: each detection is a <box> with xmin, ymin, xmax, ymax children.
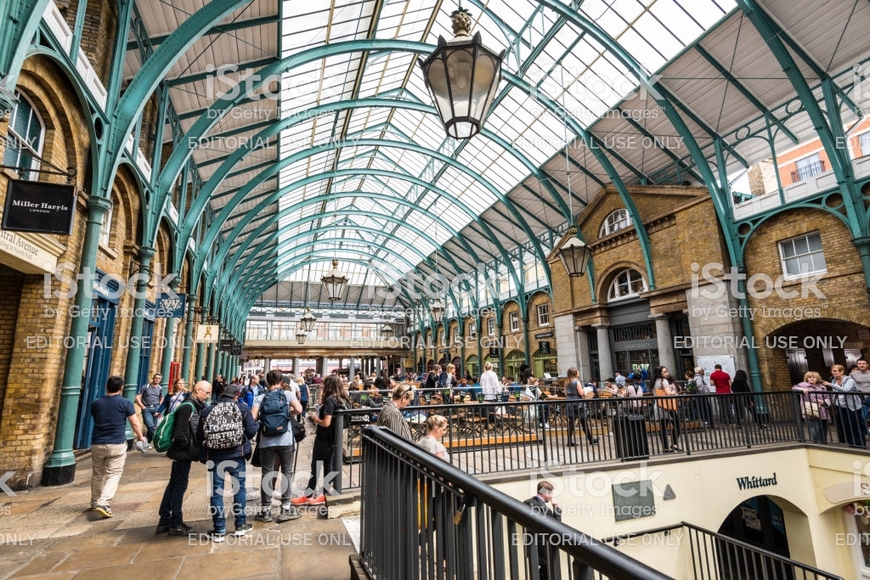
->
<box><xmin>260</xmin><ymin>390</ymin><xmax>291</xmax><ymax>437</ymax></box>
<box><xmin>202</xmin><ymin>401</ymin><xmax>245</xmax><ymax>450</ymax></box>
<box><xmin>153</xmin><ymin>400</ymin><xmax>196</xmax><ymax>453</ymax></box>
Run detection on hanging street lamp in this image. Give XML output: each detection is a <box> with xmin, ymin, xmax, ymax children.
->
<box><xmin>299</xmin><ymin>307</ymin><xmax>317</xmax><ymax>332</ymax></box>
<box><xmin>321</xmin><ymin>259</ymin><xmax>348</xmax><ymax>301</ymax></box>
<box><xmin>418</xmin><ymin>7</ymin><xmax>504</xmax><ymax>139</ymax></box>
<box><xmin>381</xmin><ymin>324</ymin><xmax>394</xmax><ymax>339</ymax></box>
<box><xmin>295</xmin><ymin>330</ymin><xmax>308</xmax><ymax>345</ymax></box>
<box><xmin>430</xmin><ymin>297</ymin><xmax>445</xmax><ymax>324</ymax></box>
<box><xmin>557</xmin><ymin>227</ymin><xmax>593</xmax><ymax>277</ymax></box>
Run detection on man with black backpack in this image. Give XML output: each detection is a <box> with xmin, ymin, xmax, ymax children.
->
<box><xmin>156</xmin><ymin>380</ymin><xmax>211</xmax><ymax>537</ymax></box>
<box><xmin>252</xmin><ymin>370</ymin><xmax>303</xmax><ymax>523</ymax></box>
<box><xmin>198</xmin><ymin>383</ymin><xmax>258</xmax><ymax>543</ymax></box>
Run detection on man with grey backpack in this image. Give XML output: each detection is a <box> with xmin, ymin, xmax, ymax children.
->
<box><xmin>252</xmin><ymin>370</ymin><xmax>304</xmax><ymax>523</ymax></box>
<box><xmin>198</xmin><ymin>383</ymin><xmax>258</xmax><ymax>543</ymax></box>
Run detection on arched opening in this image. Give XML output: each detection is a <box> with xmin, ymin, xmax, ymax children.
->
<box><xmin>767</xmin><ymin>318</ymin><xmax>867</xmax><ymax>387</ymax></box>
<box><xmin>715</xmin><ymin>494</ymin><xmax>813</xmax><ymax>577</ymax></box>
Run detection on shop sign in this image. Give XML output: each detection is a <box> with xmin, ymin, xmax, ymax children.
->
<box><xmin>2</xmin><ymin>180</ymin><xmax>75</xmax><ymax>235</ymax></box>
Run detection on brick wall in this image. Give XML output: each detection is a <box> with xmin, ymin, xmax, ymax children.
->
<box><xmin>0</xmin><ymin>265</ymin><xmax>24</xmax><ymax>420</ymax></box>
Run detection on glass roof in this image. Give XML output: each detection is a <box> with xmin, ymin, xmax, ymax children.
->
<box><xmin>273</xmin><ymin>0</ymin><xmax>734</xmax><ymax>288</ymax></box>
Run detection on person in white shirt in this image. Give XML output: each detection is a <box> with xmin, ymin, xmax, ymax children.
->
<box><xmin>480</xmin><ymin>362</ymin><xmax>501</xmax><ymax>402</ymax></box>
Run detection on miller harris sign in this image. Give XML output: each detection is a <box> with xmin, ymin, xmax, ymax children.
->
<box><xmin>2</xmin><ymin>179</ymin><xmax>75</xmax><ymax>235</ymax></box>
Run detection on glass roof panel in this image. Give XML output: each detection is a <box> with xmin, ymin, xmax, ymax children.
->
<box><xmin>271</xmin><ymin>0</ymin><xmax>732</xmax><ymax>286</ymax></box>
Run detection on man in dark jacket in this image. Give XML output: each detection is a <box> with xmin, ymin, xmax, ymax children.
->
<box><xmin>197</xmin><ymin>383</ymin><xmax>258</xmax><ymax>542</ymax></box>
<box><xmin>156</xmin><ymin>380</ymin><xmax>211</xmax><ymax>536</ymax></box>
<box><xmin>523</xmin><ymin>480</ymin><xmax>563</xmax><ymax>580</ymax></box>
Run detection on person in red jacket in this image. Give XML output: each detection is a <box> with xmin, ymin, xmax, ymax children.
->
<box><xmin>709</xmin><ymin>364</ymin><xmax>735</xmax><ymax>426</ymax></box>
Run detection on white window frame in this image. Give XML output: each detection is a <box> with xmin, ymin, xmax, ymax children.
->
<box><xmin>599</xmin><ymin>209</ymin><xmax>631</xmax><ymax>237</ymax></box>
<box><xmin>468</xmin><ymin>323</ymin><xmax>477</xmax><ymax>339</ymax></box>
<box><xmin>3</xmin><ymin>92</ymin><xmax>44</xmax><ymax>181</ymax></box>
<box><xmin>487</xmin><ymin>317</ymin><xmax>495</xmax><ymax>336</ymax></box>
<box><xmin>509</xmin><ymin>311</ymin><xmax>519</xmax><ymax>332</ymax></box>
<box><xmin>536</xmin><ymin>303</ymin><xmax>550</xmax><ymax>327</ymax></box>
<box><xmin>793</xmin><ymin>153</ymin><xmax>823</xmax><ymax>181</ymax></box>
<box><xmin>778</xmin><ymin>232</ymin><xmax>827</xmax><ymax>280</ymax></box>
<box><xmin>860</xmin><ymin>132</ymin><xmax>870</xmax><ymax>157</ymax></box>
<box><xmin>99</xmin><ymin>203</ymin><xmax>113</xmax><ymax>248</ymax></box>
<box><xmin>608</xmin><ymin>269</ymin><xmax>646</xmax><ymax>302</ymax></box>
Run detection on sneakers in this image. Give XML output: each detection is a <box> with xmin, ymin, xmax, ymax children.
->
<box><xmin>255</xmin><ymin>509</ymin><xmax>273</xmax><ymax>523</ymax></box>
<box><xmin>168</xmin><ymin>523</ymin><xmax>195</xmax><ymax>537</ymax></box>
<box><xmin>208</xmin><ymin>530</ymin><xmax>226</xmax><ymax>543</ymax></box>
<box><xmin>307</xmin><ymin>495</ymin><xmax>326</xmax><ymax>506</ymax></box>
<box><xmin>155</xmin><ymin>524</ymin><xmax>171</xmax><ymax>534</ymax></box>
<box><xmin>234</xmin><ymin>523</ymin><xmax>253</xmax><ymax>536</ymax></box>
<box><xmin>93</xmin><ymin>505</ymin><xmax>113</xmax><ymax>518</ymax></box>
<box><xmin>277</xmin><ymin>507</ymin><xmax>302</xmax><ymax>523</ymax></box>
<box><xmin>290</xmin><ymin>496</ymin><xmax>310</xmax><ymax>506</ymax></box>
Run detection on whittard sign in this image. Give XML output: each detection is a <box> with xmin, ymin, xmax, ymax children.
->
<box><xmin>2</xmin><ymin>180</ymin><xmax>75</xmax><ymax>235</ymax></box>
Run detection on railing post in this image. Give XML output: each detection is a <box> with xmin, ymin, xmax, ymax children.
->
<box><xmin>333</xmin><ymin>410</ymin><xmax>344</xmax><ymax>494</ymax></box>
<box><xmin>791</xmin><ymin>392</ymin><xmax>806</xmax><ymax>443</ymax></box>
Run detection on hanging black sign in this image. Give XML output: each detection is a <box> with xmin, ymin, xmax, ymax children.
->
<box><xmin>539</xmin><ymin>341</ymin><xmax>551</xmax><ymax>354</ymax></box>
<box><xmin>219</xmin><ymin>339</ymin><xmax>234</xmax><ymax>352</ymax></box>
<box><xmin>2</xmin><ymin>180</ymin><xmax>75</xmax><ymax>235</ymax></box>
<box><xmin>231</xmin><ymin>342</ymin><xmax>242</xmax><ymax>355</ymax></box>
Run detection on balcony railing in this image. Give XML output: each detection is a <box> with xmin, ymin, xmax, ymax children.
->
<box><xmin>791</xmin><ymin>159</ymin><xmax>826</xmax><ymax>183</ymax></box>
<box><xmin>359</xmin><ymin>425</ymin><xmax>673</xmax><ymax>580</ymax></box>
<box><xmin>331</xmin><ymin>391</ymin><xmax>869</xmax><ymax>493</ymax></box>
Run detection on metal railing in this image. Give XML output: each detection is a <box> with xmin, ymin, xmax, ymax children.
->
<box><xmin>683</xmin><ymin>522</ymin><xmax>842</xmax><ymax>580</ymax></box>
<box><xmin>331</xmin><ymin>391</ymin><xmax>870</xmax><ymax>492</ymax></box>
<box><xmin>359</xmin><ymin>425</ymin><xmax>673</xmax><ymax>580</ymax></box>
<box><xmin>598</xmin><ymin>523</ymin><xmax>842</xmax><ymax>580</ymax></box>
<box><xmin>790</xmin><ymin>159</ymin><xmax>826</xmax><ymax>182</ymax></box>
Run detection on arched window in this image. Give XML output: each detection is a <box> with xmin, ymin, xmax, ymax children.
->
<box><xmin>608</xmin><ymin>269</ymin><xmax>646</xmax><ymax>302</ymax></box>
<box><xmin>3</xmin><ymin>92</ymin><xmax>44</xmax><ymax>180</ymax></box>
<box><xmin>599</xmin><ymin>209</ymin><xmax>631</xmax><ymax>237</ymax></box>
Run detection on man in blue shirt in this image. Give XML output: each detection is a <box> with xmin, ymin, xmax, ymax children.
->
<box><xmin>90</xmin><ymin>375</ymin><xmax>147</xmax><ymax>518</ymax></box>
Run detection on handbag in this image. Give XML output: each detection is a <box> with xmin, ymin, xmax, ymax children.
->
<box><xmin>250</xmin><ymin>428</ymin><xmax>262</xmax><ymax>468</ymax></box>
<box><xmin>803</xmin><ymin>400</ymin><xmax>821</xmax><ymax>419</ymax></box>
<box><xmin>655</xmin><ymin>388</ymin><xmax>678</xmax><ymax>412</ymax></box>
<box><xmin>291</xmin><ymin>417</ymin><xmax>307</xmax><ymax>443</ymax></box>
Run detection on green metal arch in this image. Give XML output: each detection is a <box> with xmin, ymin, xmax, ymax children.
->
<box><xmin>221</xmin><ymin>191</ymin><xmax>484</xmax><ymax>278</ymax></box>
<box><xmin>191</xmin><ymin>136</ymin><xmax>543</xmax><ymax>291</ymax></box>
<box><xmin>239</xmin><ymin>253</ymin><xmax>421</xmax><ymax>314</ymax></box>
<box><xmin>227</xmin><ymin>212</ymin><xmax>469</xmax><ymax>294</ymax></box>
<box><xmin>199</xmin><ymin>165</ymin><xmax>525</xmax><ymax>303</ymax></box>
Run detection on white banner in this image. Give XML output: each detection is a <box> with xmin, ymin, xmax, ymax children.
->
<box><xmin>196</xmin><ymin>324</ymin><xmax>219</xmax><ymax>343</ymax></box>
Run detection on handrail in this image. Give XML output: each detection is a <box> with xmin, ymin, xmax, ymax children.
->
<box><xmin>361</xmin><ymin>425</ymin><xmax>674</xmax><ymax>580</ymax></box>
<box><xmin>681</xmin><ymin>521</ymin><xmax>843</xmax><ymax>580</ymax></box>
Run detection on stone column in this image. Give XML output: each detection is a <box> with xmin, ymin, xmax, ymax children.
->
<box><xmin>593</xmin><ymin>324</ymin><xmax>613</xmax><ymax>381</ymax></box>
<box><xmin>576</xmin><ymin>328</ymin><xmax>592</xmax><ymax>380</ymax></box>
<box><xmin>653</xmin><ymin>315</ymin><xmax>676</xmax><ymax>375</ymax></box>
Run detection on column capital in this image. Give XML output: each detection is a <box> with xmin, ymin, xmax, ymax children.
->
<box><xmin>0</xmin><ymin>85</ymin><xmax>17</xmax><ymax>120</ymax></box>
<box><xmin>649</xmin><ymin>313</ymin><xmax>669</xmax><ymax>320</ymax></box>
<box><xmin>86</xmin><ymin>195</ymin><xmax>113</xmax><ymax>217</ymax></box>
<box><xmin>591</xmin><ymin>323</ymin><xmax>609</xmax><ymax>329</ymax></box>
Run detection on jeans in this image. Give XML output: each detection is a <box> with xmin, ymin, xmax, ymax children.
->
<box><xmin>90</xmin><ymin>443</ymin><xmax>127</xmax><ymax>507</ymax></box>
<box><xmin>806</xmin><ymin>418</ymin><xmax>828</xmax><ymax>444</ymax></box>
<box><xmin>142</xmin><ymin>406</ymin><xmax>160</xmax><ymax>442</ymax></box>
<box><xmin>209</xmin><ymin>457</ymin><xmax>247</xmax><ymax>533</ymax></box>
<box><xmin>158</xmin><ymin>460</ymin><xmax>192</xmax><ymax>527</ymax></box>
<box><xmin>306</xmin><ymin>439</ymin><xmax>335</xmax><ymax>498</ymax></box>
<box><xmin>260</xmin><ymin>445</ymin><xmax>296</xmax><ymax>507</ymax></box>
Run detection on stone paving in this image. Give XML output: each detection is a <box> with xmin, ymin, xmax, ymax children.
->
<box><xmin>0</xmin><ymin>429</ymin><xmax>358</xmax><ymax>580</ymax></box>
